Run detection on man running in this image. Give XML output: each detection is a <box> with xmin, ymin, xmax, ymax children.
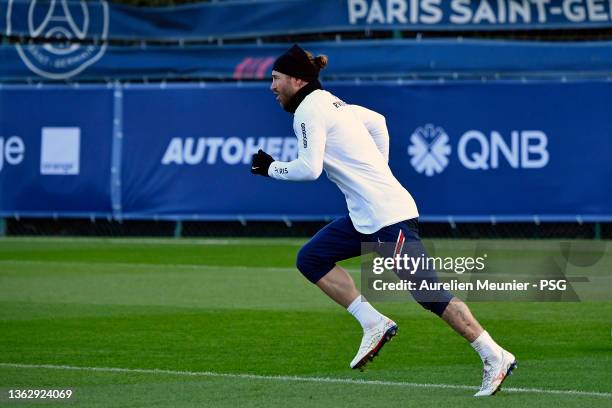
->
<box><xmin>250</xmin><ymin>44</ymin><xmax>516</xmax><ymax>397</ymax></box>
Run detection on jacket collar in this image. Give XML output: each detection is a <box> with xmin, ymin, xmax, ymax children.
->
<box><xmin>284</xmin><ymin>79</ymin><xmax>322</xmax><ymax>114</ymax></box>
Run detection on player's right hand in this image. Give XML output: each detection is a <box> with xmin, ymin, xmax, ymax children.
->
<box><xmin>251</xmin><ymin>149</ymin><xmax>274</xmax><ymax>177</ymax></box>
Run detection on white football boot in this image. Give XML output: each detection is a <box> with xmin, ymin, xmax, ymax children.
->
<box><xmin>474</xmin><ymin>349</ymin><xmax>517</xmax><ymax>397</ymax></box>
<box><xmin>349</xmin><ymin>318</ymin><xmax>397</xmax><ymax>369</ymax></box>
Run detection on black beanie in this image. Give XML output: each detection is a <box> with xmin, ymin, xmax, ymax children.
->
<box><xmin>272</xmin><ymin>44</ymin><xmax>319</xmax><ymax>82</ymax></box>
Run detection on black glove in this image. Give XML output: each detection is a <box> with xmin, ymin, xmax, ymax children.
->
<box><xmin>251</xmin><ymin>149</ymin><xmax>274</xmax><ymax>177</ymax></box>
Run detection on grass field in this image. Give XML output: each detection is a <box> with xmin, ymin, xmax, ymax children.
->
<box><xmin>0</xmin><ymin>237</ymin><xmax>610</xmax><ymax>407</ymax></box>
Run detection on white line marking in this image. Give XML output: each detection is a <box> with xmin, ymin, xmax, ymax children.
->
<box><xmin>0</xmin><ymin>363</ymin><xmax>610</xmax><ymax>398</ymax></box>
<box><xmin>0</xmin><ymin>259</ymin><xmax>289</xmax><ymax>271</ymax></box>
<box><xmin>0</xmin><ymin>259</ymin><xmax>361</xmax><ymax>275</ymax></box>
<box><xmin>0</xmin><ymin>237</ymin><xmax>305</xmax><ymax>245</ymax></box>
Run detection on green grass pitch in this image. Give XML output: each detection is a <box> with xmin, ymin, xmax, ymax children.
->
<box><xmin>0</xmin><ymin>237</ymin><xmax>610</xmax><ymax>407</ymax></box>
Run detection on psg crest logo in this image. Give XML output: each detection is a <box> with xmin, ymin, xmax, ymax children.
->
<box><xmin>6</xmin><ymin>0</ymin><xmax>109</xmax><ymax>79</ymax></box>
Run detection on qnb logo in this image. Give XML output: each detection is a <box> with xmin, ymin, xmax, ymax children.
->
<box><xmin>0</xmin><ymin>136</ymin><xmax>26</xmax><ymax>173</ymax></box>
<box><xmin>458</xmin><ymin>130</ymin><xmax>549</xmax><ymax>170</ymax></box>
<box><xmin>162</xmin><ymin>137</ymin><xmax>298</xmax><ymax>166</ymax></box>
<box><xmin>408</xmin><ymin>125</ymin><xmax>550</xmax><ymax>175</ymax></box>
<box><xmin>408</xmin><ymin>124</ymin><xmax>451</xmax><ymax>177</ymax></box>
<box><xmin>6</xmin><ymin>0</ymin><xmax>109</xmax><ymax>79</ymax></box>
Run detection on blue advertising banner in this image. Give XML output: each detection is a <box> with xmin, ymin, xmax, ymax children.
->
<box><xmin>120</xmin><ymin>85</ymin><xmax>347</xmax><ymax>219</ymax></box>
<box><xmin>0</xmin><ymin>86</ymin><xmax>114</xmax><ymax>216</ymax></box>
<box><xmin>119</xmin><ymin>81</ymin><xmax>612</xmax><ymax>222</ymax></box>
<box><xmin>3</xmin><ymin>0</ymin><xmax>612</xmax><ymax>42</ymax></box>
<box><xmin>2</xmin><ymin>39</ymin><xmax>612</xmax><ymax>82</ymax></box>
<box><xmin>0</xmin><ymin>81</ymin><xmax>611</xmax><ymax>221</ymax></box>
<box><xmin>337</xmin><ymin>81</ymin><xmax>612</xmax><ymax>221</ymax></box>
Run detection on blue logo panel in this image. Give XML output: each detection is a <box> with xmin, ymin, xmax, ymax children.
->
<box><xmin>0</xmin><ymin>86</ymin><xmax>114</xmax><ymax>215</ymax></box>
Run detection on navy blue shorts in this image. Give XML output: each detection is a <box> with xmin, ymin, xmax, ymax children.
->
<box><xmin>296</xmin><ymin>215</ymin><xmax>453</xmax><ymax>316</ymax></box>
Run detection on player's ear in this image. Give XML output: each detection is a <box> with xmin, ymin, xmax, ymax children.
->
<box><xmin>293</xmin><ymin>77</ymin><xmax>307</xmax><ymax>88</ymax></box>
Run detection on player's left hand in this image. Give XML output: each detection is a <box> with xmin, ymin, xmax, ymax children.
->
<box><xmin>251</xmin><ymin>149</ymin><xmax>274</xmax><ymax>177</ymax></box>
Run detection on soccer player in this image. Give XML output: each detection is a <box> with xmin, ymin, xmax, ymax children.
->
<box><xmin>250</xmin><ymin>44</ymin><xmax>516</xmax><ymax>397</ymax></box>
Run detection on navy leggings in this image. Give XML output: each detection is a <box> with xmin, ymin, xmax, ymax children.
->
<box><xmin>296</xmin><ymin>216</ymin><xmax>453</xmax><ymax>316</ymax></box>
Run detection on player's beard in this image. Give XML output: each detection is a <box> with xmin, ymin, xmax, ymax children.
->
<box><xmin>275</xmin><ymin>78</ymin><xmax>301</xmax><ymax>109</ymax></box>
<box><xmin>276</xmin><ymin>88</ymin><xmax>294</xmax><ymax>110</ymax></box>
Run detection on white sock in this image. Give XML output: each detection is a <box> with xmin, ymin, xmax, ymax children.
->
<box><xmin>471</xmin><ymin>330</ymin><xmax>503</xmax><ymax>363</ymax></box>
<box><xmin>347</xmin><ymin>295</ymin><xmax>384</xmax><ymax>331</ymax></box>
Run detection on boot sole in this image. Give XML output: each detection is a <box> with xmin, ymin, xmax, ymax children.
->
<box><xmin>352</xmin><ymin>325</ymin><xmax>398</xmax><ymax>370</ymax></box>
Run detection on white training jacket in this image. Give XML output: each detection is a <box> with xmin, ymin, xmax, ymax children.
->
<box><xmin>268</xmin><ymin>89</ymin><xmax>419</xmax><ymax>234</ymax></box>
